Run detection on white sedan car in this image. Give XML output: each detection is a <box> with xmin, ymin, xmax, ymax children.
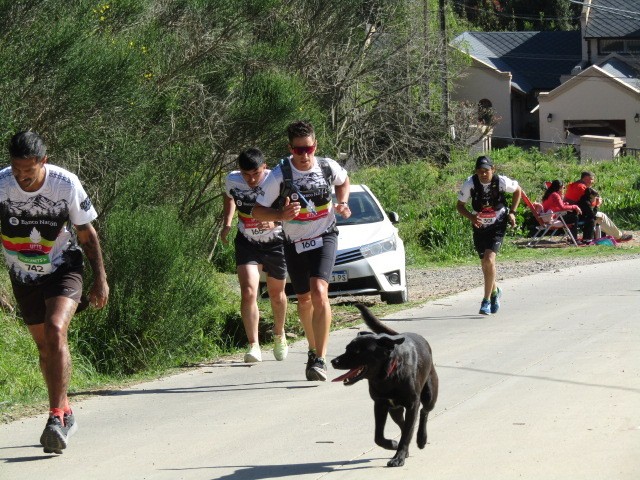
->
<box><xmin>330</xmin><ymin>184</ymin><xmax>408</xmax><ymax>304</ymax></box>
<box><xmin>261</xmin><ymin>184</ymin><xmax>408</xmax><ymax>304</ymax></box>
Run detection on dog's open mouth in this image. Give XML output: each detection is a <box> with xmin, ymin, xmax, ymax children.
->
<box><xmin>332</xmin><ymin>366</ymin><xmax>367</xmax><ymax>385</ymax></box>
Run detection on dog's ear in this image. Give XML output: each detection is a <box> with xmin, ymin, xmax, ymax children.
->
<box><xmin>377</xmin><ymin>335</ymin><xmax>405</xmax><ymax>350</ymax></box>
<box><xmin>357</xmin><ymin>331</ymin><xmax>374</xmax><ymax>337</ymax></box>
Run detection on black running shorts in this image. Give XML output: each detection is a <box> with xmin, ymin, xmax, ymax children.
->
<box><xmin>234</xmin><ymin>233</ymin><xmax>287</xmax><ymax>280</ymax></box>
<box><xmin>11</xmin><ymin>267</ymin><xmax>84</xmax><ymax>325</ymax></box>
<box><xmin>472</xmin><ymin>221</ymin><xmax>507</xmax><ymax>258</ymax></box>
<box><xmin>284</xmin><ymin>231</ymin><xmax>338</xmax><ymax>295</ymax></box>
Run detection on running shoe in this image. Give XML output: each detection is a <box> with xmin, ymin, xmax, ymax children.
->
<box><xmin>305</xmin><ymin>350</ymin><xmax>317</xmax><ymax>380</ymax></box>
<box><xmin>490</xmin><ymin>287</ymin><xmax>502</xmax><ymax>314</ymax></box>
<box><xmin>273</xmin><ymin>335</ymin><xmax>288</xmax><ymax>361</ymax></box>
<box><xmin>244</xmin><ymin>343</ymin><xmax>262</xmax><ymax>363</ymax></box>
<box><xmin>479</xmin><ymin>299</ymin><xmax>491</xmax><ymax>315</ymax></box>
<box><xmin>307</xmin><ymin>357</ymin><xmax>327</xmax><ymax>381</ymax></box>
<box><xmin>40</xmin><ymin>412</ymin><xmax>77</xmax><ymax>454</ymax></box>
<box><xmin>618</xmin><ymin>233</ymin><xmax>633</xmax><ymax>242</ymax></box>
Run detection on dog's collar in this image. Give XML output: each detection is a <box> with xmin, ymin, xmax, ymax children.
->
<box><xmin>386</xmin><ymin>357</ymin><xmax>399</xmax><ymax>378</ymax></box>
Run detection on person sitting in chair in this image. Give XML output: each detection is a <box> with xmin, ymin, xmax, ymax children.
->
<box><xmin>564</xmin><ymin>172</ymin><xmax>632</xmax><ymax>243</ymax></box>
<box><xmin>542</xmin><ymin>180</ymin><xmax>581</xmax><ymax>242</ymax></box>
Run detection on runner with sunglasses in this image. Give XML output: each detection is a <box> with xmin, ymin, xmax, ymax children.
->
<box><xmin>253</xmin><ymin>120</ymin><xmax>350</xmax><ymax>381</ymax></box>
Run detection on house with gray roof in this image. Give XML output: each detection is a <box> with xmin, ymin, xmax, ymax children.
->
<box><xmin>451</xmin><ymin>30</ymin><xmax>582</xmax><ymax>141</ymax></box>
<box><xmin>452</xmin><ymin>0</ymin><xmax>640</xmax><ymax>157</ymax></box>
<box><xmin>539</xmin><ymin>0</ymin><xmax>640</xmax><ymax>156</ymax></box>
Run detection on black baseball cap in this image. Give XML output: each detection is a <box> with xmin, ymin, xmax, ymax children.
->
<box><xmin>475</xmin><ymin>155</ymin><xmax>493</xmax><ymax>169</ymax></box>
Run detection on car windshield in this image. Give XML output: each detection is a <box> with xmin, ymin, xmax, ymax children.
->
<box><xmin>334</xmin><ymin>191</ymin><xmax>384</xmax><ymax>226</ymax></box>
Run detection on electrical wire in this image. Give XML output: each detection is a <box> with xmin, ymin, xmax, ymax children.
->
<box><xmin>449</xmin><ymin>0</ymin><xmax>582</xmax><ymax>23</ymax></box>
<box><xmin>568</xmin><ymin>0</ymin><xmax>640</xmax><ymax>20</ymax></box>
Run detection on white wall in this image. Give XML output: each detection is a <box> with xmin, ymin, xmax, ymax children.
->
<box><xmin>451</xmin><ymin>60</ymin><xmax>513</xmax><ymax>139</ymax></box>
<box><xmin>538</xmin><ymin>71</ymin><xmax>640</xmax><ymax>152</ymax></box>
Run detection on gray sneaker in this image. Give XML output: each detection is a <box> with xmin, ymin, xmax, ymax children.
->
<box><xmin>307</xmin><ymin>357</ymin><xmax>328</xmax><ymax>382</ymax></box>
<box><xmin>41</xmin><ymin>413</ymin><xmax>78</xmax><ymax>454</ymax></box>
<box><xmin>305</xmin><ymin>350</ymin><xmax>317</xmax><ymax>380</ymax></box>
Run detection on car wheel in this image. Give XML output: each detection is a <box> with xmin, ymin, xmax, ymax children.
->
<box><xmin>382</xmin><ymin>286</ymin><xmax>408</xmax><ymax>304</ymax></box>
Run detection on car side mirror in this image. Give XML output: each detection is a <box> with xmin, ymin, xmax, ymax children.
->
<box><xmin>387</xmin><ymin>211</ymin><xmax>399</xmax><ymax>224</ymax></box>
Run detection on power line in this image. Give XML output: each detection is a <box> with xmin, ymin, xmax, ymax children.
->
<box><xmin>450</xmin><ymin>0</ymin><xmax>581</xmax><ymax>23</ymax></box>
<box><xmin>568</xmin><ymin>0</ymin><xmax>640</xmax><ymax>20</ymax></box>
<box><xmin>451</xmin><ymin>0</ymin><xmax>640</xmax><ymax>23</ymax></box>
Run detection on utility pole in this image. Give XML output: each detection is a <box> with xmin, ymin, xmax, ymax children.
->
<box><xmin>439</xmin><ymin>0</ymin><xmax>451</xmax><ymax>162</ymax></box>
<box><xmin>423</xmin><ymin>0</ymin><xmax>430</xmax><ymax>104</ymax></box>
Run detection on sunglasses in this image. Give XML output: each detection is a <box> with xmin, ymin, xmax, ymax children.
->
<box><xmin>290</xmin><ymin>144</ymin><xmax>316</xmax><ymax>155</ymax></box>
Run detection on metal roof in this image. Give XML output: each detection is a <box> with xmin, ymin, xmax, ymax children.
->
<box><xmin>452</xmin><ymin>31</ymin><xmax>582</xmax><ymax>93</ymax></box>
<box><xmin>584</xmin><ymin>0</ymin><xmax>640</xmax><ymax>38</ymax></box>
<box><xmin>598</xmin><ymin>56</ymin><xmax>640</xmax><ymax>89</ymax></box>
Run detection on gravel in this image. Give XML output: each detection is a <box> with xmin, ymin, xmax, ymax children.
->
<box><xmin>406</xmin><ymin>252</ymin><xmax>640</xmax><ymax>304</ymax></box>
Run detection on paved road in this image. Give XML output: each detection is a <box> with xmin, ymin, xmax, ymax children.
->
<box><xmin>2</xmin><ymin>259</ymin><xmax>639</xmax><ymax>480</ymax></box>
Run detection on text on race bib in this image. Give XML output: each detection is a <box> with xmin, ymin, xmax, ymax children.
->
<box><xmin>295</xmin><ymin>236</ymin><xmax>324</xmax><ymax>254</ymax></box>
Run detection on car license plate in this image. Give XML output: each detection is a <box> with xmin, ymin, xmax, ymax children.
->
<box><xmin>331</xmin><ymin>270</ymin><xmax>348</xmax><ymax>283</ymax></box>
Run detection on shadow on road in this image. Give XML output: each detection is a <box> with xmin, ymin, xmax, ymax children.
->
<box><xmin>159</xmin><ymin>458</ymin><xmax>379</xmax><ymax>479</ymax></box>
<box><xmin>439</xmin><ymin>364</ymin><xmax>640</xmax><ymax>393</ymax></box>
<box><xmin>1</xmin><ymin>451</ymin><xmax>56</xmax><ymax>463</ymax></box>
<box><xmin>69</xmin><ymin>380</ymin><xmax>318</xmax><ymax>398</ymax></box>
<box><xmin>69</xmin><ymin>380</ymin><xmax>318</xmax><ymax>397</ymax></box>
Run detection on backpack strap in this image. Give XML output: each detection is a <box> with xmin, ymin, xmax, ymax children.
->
<box><xmin>318</xmin><ymin>157</ymin><xmax>333</xmax><ymax>185</ymax></box>
<box><xmin>272</xmin><ymin>157</ymin><xmax>333</xmax><ymax>209</ymax></box>
<box><xmin>471</xmin><ymin>174</ymin><xmax>505</xmax><ymax>211</ymax></box>
<box><xmin>271</xmin><ymin>158</ymin><xmax>293</xmax><ymax>209</ymax></box>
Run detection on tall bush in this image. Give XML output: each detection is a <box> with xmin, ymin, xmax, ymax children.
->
<box><xmin>74</xmin><ymin>205</ymin><xmax>238</xmax><ymax>374</ymax></box>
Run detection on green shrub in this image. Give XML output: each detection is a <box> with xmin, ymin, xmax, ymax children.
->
<box><xmin>0</xmin><ymin>313</ymin><xmax>44</xmax><ymax>405</ymax></box>
<box><xmin>74</xmin><ymin>206</ymin><xmax>238</xmax><ymax>374</ymax></box>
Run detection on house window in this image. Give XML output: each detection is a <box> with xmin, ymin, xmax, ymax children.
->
<box><xmin>599</xmin><ymin>39</ymin><xmax>640</xmax><ymax>54</ymax></box>
<box><xmin>627</xmin><ymin>39</ymin><xmax>640</xmax><ymax>53</ymax></box>
<box><xmin>478</xmin><ymin>99</ymin><xmax>493</xmax><ymax>125</ymax></box>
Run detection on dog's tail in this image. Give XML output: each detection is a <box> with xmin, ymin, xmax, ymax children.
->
<box><xmin>355</xmin><ymin>303</ymin><xmax>399</xmax><ymax>336</ymax></box>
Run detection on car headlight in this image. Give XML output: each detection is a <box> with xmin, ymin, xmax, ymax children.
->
<box><xmin>360</xmin><ymin>235</ymin><xmax>397</xmax><ymax>258</ymax></box>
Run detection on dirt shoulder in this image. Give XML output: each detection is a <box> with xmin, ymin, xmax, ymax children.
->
<box><xmin>406</xmin><ymin>250</ymin><xmax>640</xmax><ymax>304</ymax></box>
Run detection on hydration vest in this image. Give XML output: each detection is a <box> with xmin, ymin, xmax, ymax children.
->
<box><xmin>470</xmin><ymin>174</ymin><xmax>505</xmax><ymax>212</ymax></box>
<box><xmin>272</xmin><ymin>157</ymin><xmax>333</xmax><ymax>209</ymax></box>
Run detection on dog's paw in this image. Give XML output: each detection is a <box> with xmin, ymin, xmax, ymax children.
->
<box><xmin>417</xmin><ymin>431</ymin><xmax>427</xmax><ymax>449</ymax></box>
<box><xmin>387</xmin><ymin>455</ymin><xmax>406</xmax><ymax>467</ymax></box>
<box><xmin>376</xmin><ymin>438</ymin><xmax>398</xmax><ymax>450</ymax></box>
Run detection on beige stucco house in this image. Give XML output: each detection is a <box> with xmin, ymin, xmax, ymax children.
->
<box><xmin>538</xmin><ymin>0</ymin><xmax>640</xmax><ymax>156</ymax></box>
<box><xmin>451</xmin><ymin>31</ymin><xmax>581</xmax><ymax>143</ymax></box>
<box><xmin>538</xmin><ymin>58</ymin><xmax>640</xmax><ymax>153</ymax></box>
<box><xmin>452</xmin><ymin>0</ymin><xmax>640</xmax><ymax>158</ymax></box>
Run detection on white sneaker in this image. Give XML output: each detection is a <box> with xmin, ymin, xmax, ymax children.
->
<box><xmin>273</xmin><ymin>335</ymin><xmax>288</xmax><ymax>361</ymax></box>
<box><xmin>244</xmin><ymin>343</ymin><xmax>262</xmax><ymax>363</ymax></box>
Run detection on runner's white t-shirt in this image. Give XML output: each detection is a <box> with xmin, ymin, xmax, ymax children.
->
<box><xmin>0</xmin><ymin>164</ymin><xmax>97</xmax><ymax>285</ymax></box>
<box><xmin>256</xmin><ymin>157</ymin><xmax>348</xmax><ymax>243</ymax></box>
<box><xmin>224</xmin><ymin>169</ymin><xmax>284</xmax><ymax>244</ymax></box>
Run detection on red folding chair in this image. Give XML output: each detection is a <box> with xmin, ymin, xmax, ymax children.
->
<box><xmin>521</xmin><ymin>190</ymin><xmax>578</xmax><ymax>247</ymax></box>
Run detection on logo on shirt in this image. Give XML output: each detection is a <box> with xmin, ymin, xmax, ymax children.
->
<box><xmin>9</xmin><ymin>217</ymin><xmax>18</xmax><ymax>226</ymax></box>
<box><xmin>80</xmin><ymin>197</ymin><xmax>92</xmax><ymax>212</ymax></box>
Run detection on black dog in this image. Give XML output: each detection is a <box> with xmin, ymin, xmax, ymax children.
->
<box><xmin>331</xmin><ymin>304</ymin><xmax>438</xmax><ymax>467</ymax></box>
